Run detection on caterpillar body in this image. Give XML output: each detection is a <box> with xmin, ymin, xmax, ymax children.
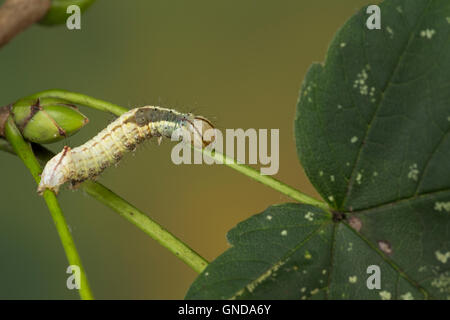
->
<box><xmin>37</xmin><ymin>106</ymin><xmax>214</xmax><ymax>194</ymax></box>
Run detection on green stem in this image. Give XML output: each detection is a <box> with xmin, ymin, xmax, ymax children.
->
<box><xmin>197</xmin><ymin>147</ymin><xmax>330</xmax><ymax>211</ymax></box>
<box><xmin>3</xmin><ymin>119</ymin><xmax>94</xmax><ymax>300</ymax></box>
<box><xmin>81</xmin><ymin>181</ymin><xmax>208</xmax><ymax>273</ymax></box>
<box><xmin>28</xmin><ymin>89</ymin><xmax>329</xmax><ymax>210</ymax></box>
<box><xmin>1</xmin><ymin>137</ymin><xmax>208</xmax><ymax>273</ymax></box>
<box><xmin>26</xmin><ymin>89</ymin><xmax>128</xmax><ymax>116</ymax></box>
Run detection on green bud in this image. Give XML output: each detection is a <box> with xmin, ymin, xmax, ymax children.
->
<box><xmin>39</xmin><ymin>0</ymin><xmax>96</xmax><ymax>26</ymax></box>
<box><xmin>12</xmin><ymin>98</ymin><xmax>88</xmax><ymax>144</ymax></box>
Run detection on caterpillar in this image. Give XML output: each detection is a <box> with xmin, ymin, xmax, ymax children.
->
<box><xmin>37</xmin><ymin>106</ymin><xmax>214</xmax><ymax>194</ymax></box>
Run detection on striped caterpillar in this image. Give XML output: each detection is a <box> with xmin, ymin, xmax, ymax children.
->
<box><xmin>37</xmin><ymin>106</ymin><xmax>214</xmax><ymax>194</ymax></box>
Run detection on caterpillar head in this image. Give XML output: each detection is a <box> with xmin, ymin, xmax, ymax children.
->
<box><xmin>189</xmin><ymin>116</ymin><xmax>215</xmax><ymax>147</ymax></box>
<box><xmin>37</xmin><ymin>146</ymin><xmax>72</xmax><ymax>195</ymax></box>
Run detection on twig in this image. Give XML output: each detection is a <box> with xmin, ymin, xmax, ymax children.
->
<box><xmin>3</xmin><ymin>118</ymin><xmax>94</xmax><ymax>300</ymax></box>
<box><xmin>0</xmin><ymin>0</ymin><xmax>51</xmax><ymax>48</ymax></box>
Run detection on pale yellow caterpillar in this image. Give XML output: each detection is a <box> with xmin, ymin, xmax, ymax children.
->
<box><xmin>37</xmin><ymin>106</ymin><xmax>214</xmax><ymax>194</ymax></box>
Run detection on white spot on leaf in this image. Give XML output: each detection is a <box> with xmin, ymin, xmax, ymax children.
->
<box><xmin>378</xmin><ymin>240</ymin><xmax>393</xmax><ymax>255</ymax></box>
<box><xmin>303</xmin><ymin>85</ymin><xmax>312</xmax><ymax>96</ymax></box>
<box><xmin>420</xmin><ymin>29</ymin><xmax>436</xmax><ymax>39</ymax></box>
<box><xmin>351</xmin><ymin>136</ymin><xmax>359</xmax><ymax>144</ymax></box>
<box><xmin>353</xmin><ymin>65</ymin><xmax>371</xmax><ymax>95</ymax></box>
<box><xmin>304</xmin><ymin>212</ymin><xmax>314</xmax><ymax>222</ymax></box>
<box><xmin>356</xmin><ymin>172</ymin><xmax>363</xmax><ymax>185</ymax></box>
<box><xmin>435</xmin><ymin>251</ymin><xmax>450</xmax><ymax>264</ymax></box>
<box><xmin>310</xmin><ymin>288</ymin><xmax>319</xmax><ymax>296</ymax></box>
<box><xmin>379</xmin><ymin>291</ymin><xmax>391</xmax><ymax>300</ymax></box>
<box><xmin>408</xmin><ymin>163</ymin><xmax>419</xmax><ymax>181</ymax></box>
<box><xmin>431</xmin><ymin>271</ymin><xmax>450</xmax><ymax>294</ymax></box>
<box><xmin>434</xmin><ymin>202</ymin><xmax>450</xmax><ymax>212</ymax></box>
<box><xmin>233</xmin><ymin>259</ymin><xmax>289</xmax><ymax>297</ymax></box>
<box><xmin>349</xmin><ymin>276</ymin><xmax>358</xmax><ymax>284</ymax></box>
<box><xmin>400</xmin><ymin>292</ymin><xmax>414</xmax><ymax>300</ymax></box>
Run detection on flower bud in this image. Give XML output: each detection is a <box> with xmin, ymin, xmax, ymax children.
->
<box><xmin>39</xmin><ymin>0</ymin><xmax>96</xmax><ymax>26</ymax></box>
<box><xmin>12</xmin><ymin>98</ymin><xmax>88</xmax><ymax>144</ymax></box>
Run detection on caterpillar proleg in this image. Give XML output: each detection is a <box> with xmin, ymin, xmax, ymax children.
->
<box><xmin>37</xmin><ymin>106</ymin><xmax>214</xmax><ymax>194</ymax></box>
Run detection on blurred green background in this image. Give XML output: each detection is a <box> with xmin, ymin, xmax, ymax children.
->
<box><xmin>0</xmin><ymin>0</ymin><xmax>376</xmax><ymax>299</ymax></box>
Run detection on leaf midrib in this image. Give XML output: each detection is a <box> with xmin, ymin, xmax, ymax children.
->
<box><xmin>341</xmin><ymin>0</ymin><xmax>433</xmax><ymax>210</ymax></box>
<box><xmin>350</xmin><ymin>187</ymin><xmax>450</xmax><ymax>215</ymax></box>
<box><xmin>341</xmin><ymin>221</ymin><xmax>433</xmax><ymax>299</ymax></box>
<box><xmin>229</xmin><ymin>220</ymin><xmax>332</xmax><ymax>300</ymax></box>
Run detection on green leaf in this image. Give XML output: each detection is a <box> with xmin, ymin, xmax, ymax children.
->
<box><xmin>295</xmin><ymin>0</ymin><xmax>450</xmax><ymax>211</ymax></box>
<box><xmin>186</xmin><ymin>204</ymin><xmax>334</xmax><ymax>299</ymax></box>
<box><xmin>294</xmin><ymin>0</ymin><xmax>450</xmax><ymax>299</ymax></box>
<box><xmin>186</xmin><ymin>0</ymin><xmax>450</xmax><ymax>300</ymax></box>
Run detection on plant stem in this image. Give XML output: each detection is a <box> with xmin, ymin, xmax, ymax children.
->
<box><xmin>81</xmin><ymin>181</ymin><xmax>208</xmax><ymax>273</ymax></box>
<box><xmin>27</xmin><ymin>89</ymin><xmax>329</xmax><ymax>210</ymax></box>
<box><xmin>0</xmin><ymin>137</ymin><xmax>209</xmax><ymax>273</ymax></box>
<box><xmin>3</xmin><ymin>118</ymin><xmax>94</xmax><ymax>300</ymax></box>
<box><xmin>3</xmin><ymin>89</ymin><xmax>330</xmax><ymax>281</ymax></box>
<box><xmin>196</xmin><ymin>146</ymin><xmax>330</xmax><ymax>211</ymax></box>
<box><xmin>26</xmin><ymin>89</ymin><xmax>128</xmax><ymax>116</ymax></box>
